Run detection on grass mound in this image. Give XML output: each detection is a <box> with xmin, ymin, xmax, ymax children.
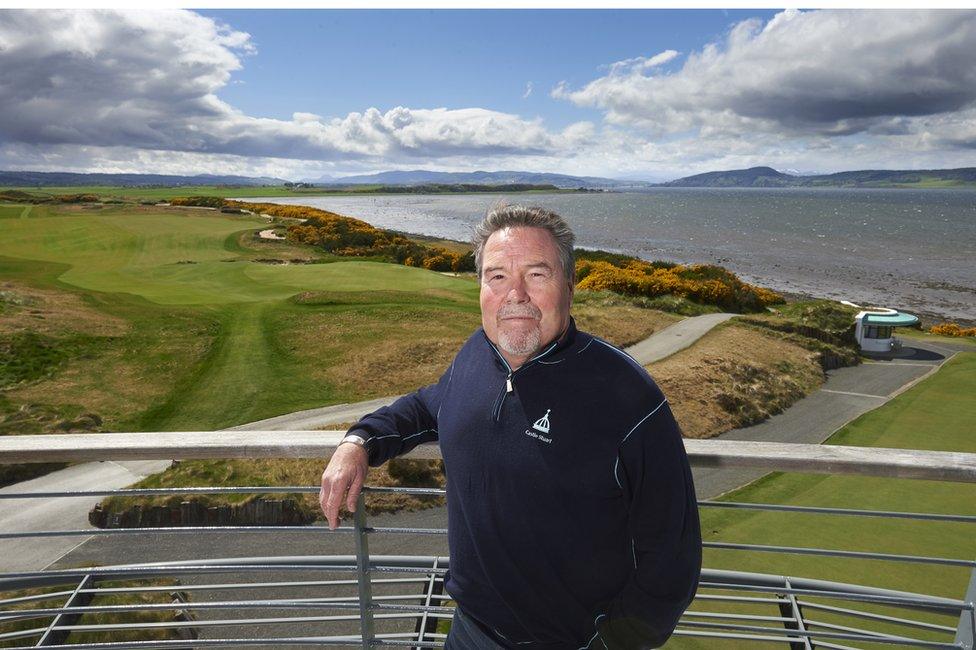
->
<box><xmin>575</xmin><ymin>255</ymin><xmax>783</xmax><ymax>313</ymax></box>
<box><xmin>97</xmin><ymin>457</ymin><xmax>447</xmax><ymax>526</ymax></box>
<box><xmin>677</xmin><ymin>353</ymin><xmax>976</xmax><ymax>649</ymax></box>
<box><xmin>649</xmin><ymin>323</ymin><xmax>825</xmax><ymax>438</ymax></box>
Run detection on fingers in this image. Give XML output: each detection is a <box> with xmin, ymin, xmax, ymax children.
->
<box><xmin>319</xmin><ymin>446</ymin><xmax>369</xmax><ymax>530</ymax></box>
<box><xmin>346</xmin><ymin>470</ymin><xmax>365</xmax><ymax>513</ymax></box>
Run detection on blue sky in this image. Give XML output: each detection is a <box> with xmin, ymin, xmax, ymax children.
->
<box><xmin>200</xmin><ymin>10</ymin><xmax>775</xmax><ymax>131</ymax></box>
<box><xmin>1</xmin><ymin>9</ymin><xmax>975</xmax><ymax>180</ymax></box>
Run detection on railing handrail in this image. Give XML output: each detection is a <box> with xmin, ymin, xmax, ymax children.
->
<box><xmin>3</xmin><ymin>432</ymin><xmax>976</xmax><ymax>483</ymax></box>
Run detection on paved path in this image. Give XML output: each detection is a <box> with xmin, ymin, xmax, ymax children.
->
<box><xmin>0</xmin><ymin>460</ymin><xmax>171</xmax><ymax>572</ymax></box>
<box><xmin>692</xmin><ymin>339</ymin><xmax>957</xmax><ymax>498</ymax></box>
<box><xmin>626</xmin><ymin>312</ymin><xmax>736</xmax><ymax>365</ymax></box>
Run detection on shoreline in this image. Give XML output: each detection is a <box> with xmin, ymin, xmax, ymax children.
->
<box><xmin>240</xmin><ymin>194</ymin><xmax>975</xmax><ymax>327</ymax></box>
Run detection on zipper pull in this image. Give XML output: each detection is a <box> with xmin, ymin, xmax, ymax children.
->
<box><xmin>506</xmin><ymin>374</ymin><xmax>513</xmax><ymax>393</ymax></box>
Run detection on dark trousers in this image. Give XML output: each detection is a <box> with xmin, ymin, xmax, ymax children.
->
<box><xmin>445</xmin><ymin>606</ymin><xmax>510</xmax><ymax>649</ymax></box>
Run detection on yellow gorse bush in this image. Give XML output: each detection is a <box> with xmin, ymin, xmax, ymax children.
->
<box><xmin>229</xmin><ymin>201</ymin><xmax>475</xmax><ymax>273</ymax></box>
<box><xmin>930</xmin><ymin>322</ymin><xmax>976</xmax><ymax>337</ymax></box>
<box><xmin>576</xmin><ymin>259</ymin><xmax>783</xmax><ymax>313</ymax></box>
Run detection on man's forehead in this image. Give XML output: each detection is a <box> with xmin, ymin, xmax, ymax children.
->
<box><xmin>483</xmin><ymin>226</ymin><xmax>559</xmax><ymax>260</ymax></box>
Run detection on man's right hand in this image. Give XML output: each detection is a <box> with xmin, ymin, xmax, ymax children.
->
<box><xmin>319</xmin><ymin>443</ymin><xmax>369</xmax><ymax>530</ymax></box>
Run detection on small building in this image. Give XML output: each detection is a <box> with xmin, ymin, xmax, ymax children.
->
<box><xmin>846</xmin><ymin>304</ymin><xmax>920</xmax><ymax>353</ymax></box>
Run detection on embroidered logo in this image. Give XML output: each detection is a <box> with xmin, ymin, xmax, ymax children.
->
<box><xmin>532</xmin><ymin>409</ymin><xmax>551</xmax><ymax>434</ymax></box>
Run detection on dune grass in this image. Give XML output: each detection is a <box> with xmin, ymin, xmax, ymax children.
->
<box><xmin>671</xmin><ymin>352</ymin><xmax>976</xmax><ymax>648</ymax></box>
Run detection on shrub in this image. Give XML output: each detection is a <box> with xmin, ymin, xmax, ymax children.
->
<box><xmin>930</xmin><ymin>322</ymin><xmax>976</xmax><ymax>337</ymax></box>
<box><xmin>54</xmin><ymin>193</ymin><xmax>100</xmax><ymax>203</ymax></box>
<box><xmin>169</xmin><ymin>196</ymin><xmax>226</xmax><ymax>208</ymax></box>
<box><xmin>575</xmin><ymin>258</ymin><xmax>783</xmax><ymax>313</ymax></box>
<box><xmin>229</xmin><ymin>201</ymin><xmax>477</xmax><ymax>273</ymax></box>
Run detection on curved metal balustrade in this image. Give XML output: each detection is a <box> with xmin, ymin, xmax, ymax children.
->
<box><xmin>1</xmin><ymin>434</ymin><xmax>974</xmax><ymax>649</ymax></box>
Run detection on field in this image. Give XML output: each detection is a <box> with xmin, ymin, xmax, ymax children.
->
<box><xmin>0</xmin><ymin>202</ymin><xmax>691</xmax><ymax>437</ymax></box>
<box><xmin>672</xmin><ymin>352</ymin><xmax>976</xmax><ymax>648</ymax></box>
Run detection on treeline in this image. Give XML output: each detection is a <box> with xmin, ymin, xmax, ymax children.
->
<box><xmin>0</xmin><ymin>190</ymin><xmax>100</xmax><ymax>204</ymax></box>
<box><xmin>345</xmin><ymin>183</ymin><xmax>561</xmax><ymax>194</ymax></box>
<box><xmin>228</xmin><ymin>200</ymin><xmax>475</xmax><ymax>272</ymax></box>
<box><xmin>575</xmin><ymin>251</ymin><xmax>783</xmax><ymax>313</ymax></box>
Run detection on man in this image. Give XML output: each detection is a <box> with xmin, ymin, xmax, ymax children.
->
<box><xmin>320</xmin><ymin>205</ymin><xmax>701</xmax><ymax>649</ymax></box>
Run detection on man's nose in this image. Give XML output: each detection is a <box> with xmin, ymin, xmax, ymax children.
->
<box><xmin>505</xmin><ymin>275</ymin><xmax>529</xmax><ymax>303</ymax></box>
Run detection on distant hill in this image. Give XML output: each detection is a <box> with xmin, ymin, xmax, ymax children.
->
<box><xmin>0</xmin><ymin>171</ymin><xmax>287</xmax><ymax>187</ymax></box>
<box><xmin>661</xmin><ymin>166</ymin><xmax>976</xmax><ymax>188</ymax></box>
<box><xmin>312</xmin><ymin>169</ymin><xmax>652</xmax><ymax>189</ymax></box>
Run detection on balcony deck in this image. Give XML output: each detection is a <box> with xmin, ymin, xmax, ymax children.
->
<box><xmin>1</xmin><ymin>433</ymin><xmax>974</xmax><ymax>649</ymax></box>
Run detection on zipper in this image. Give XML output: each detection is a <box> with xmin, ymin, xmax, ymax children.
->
<box><xmin>486</xmin><ymin>335</ymin><xmax>561</xmax><ymax>422</ymax></box>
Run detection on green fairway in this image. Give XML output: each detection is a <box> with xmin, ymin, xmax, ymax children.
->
<box><xmin>0</xmin><ymin>208</ymin><xmax>475</xmax><ymax>306</ymax></box>
<box><xmin>671</xmin><ymin>352</ymin><xmax>976</xmax><ymax>648</ymax></box>
<box><xmin>0</xmin><ymin>203</ymin><xmax>478</xmax><ymax>430</ymax></box>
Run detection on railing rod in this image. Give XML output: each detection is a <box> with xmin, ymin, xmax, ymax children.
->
<box><xmin>796</xmin><ymin>598</ymin><xmax>959</xmax><ymax>632</ymax></box>
<box><xmin>0</xmin><ymin>637</ymin><xmax>448</xmax><ymax>649</ymax></box>
<box><xmin>681</xmin><ymin>610</ymin><xmax>794</xmax><ymax>623</ymax></box>
<box><xmin>1</xmin><ymin>563</ymin><xmax>449</xmax><ymax>584</ymax></box>
<box><xmin>677</xmin><ymin>618</ymin><xmax>963</xmax><ymax>648</ymax></box>
<box><xmin>0</xmin><ymin>485</ymin><xmax>446</xmax><ymax>499</ymax></box>
<box><xmin>700</xmin><ymin>500</ymin><xmax>976</xmax><ymax>524</ymax></box>
<box><xmin>705</xmin><ymin>541</ymin><xmax>976</xmax><ymax>567</ymax></box>
<box><xmin>3</xmin><ymin>436</ymin><xmax>975</xmax><ymax>483</ymax></box>
<box><xmin>672</xmin><ymin>627</ymin><xmax>809</xmax><ymax>644</ymax></box>
<box><xmin>364</xmin><ymin>527</ymin><xmax>448</xmax><ymax>536</ymax></box>
<box><xmin>698</xmin><ymin>581</ymin><xmax>966</xmax><ymax>613</ymax></box>
<box><xmin>0</xmin><ymin>599</ymin><xmax>457</xmax><ymax>619</ymax></box>
<box><xmin>803</xmin><ymin>616</ymin><xmax>949</xmax><ymax>640</ymax></box>
<box><xmin>0</xmin><ymin>526</ymin><xmax>361</xmax><ymax>540</ymax></box>
<box><xmin>81</xmin><ymin>576</ymin><xmax>439</xmax><ymax>594</ymax></box>
<box><xmin>692</xmin><ymin>593</ymin><xmax>784</xmax><ymax>605</ymax></box>
<box><xmin>0</xmin><ymin>589</ymin><xmax>74</xmax><ymax>607</ymax></box>
<box><xmin>25</xmin><ymin>611</ymin><xmax>453</xmax><ymax>634</ymax></box>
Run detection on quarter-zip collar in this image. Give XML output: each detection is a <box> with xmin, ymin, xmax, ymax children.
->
<box><xmin>483</xmin><ymin>317</ymin><xmax>578</xmax><ymax>373</ymax></box>
<box><xmin>484</xmin><ymin>318</ymin><xmax>578</xmax><ymax>422</ymax></box>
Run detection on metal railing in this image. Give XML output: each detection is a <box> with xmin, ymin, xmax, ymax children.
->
<box><xmin>1</xmin><ymin>433</ymin><xmax>974</xmax><ymax>649</ymax></box>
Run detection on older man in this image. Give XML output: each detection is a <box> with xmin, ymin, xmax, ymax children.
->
<box><xmin>320</xmin><ymin>205</ymin><xmax>701</xmax><ymax>649</ymax></box>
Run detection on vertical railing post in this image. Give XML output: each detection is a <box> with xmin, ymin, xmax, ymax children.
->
<box><xmin>777</xmin><ymin>578</ymin><xmax>811</xmax><ymax>650</ymax></box>
<box><xmin>354</xmin><ymin>492</ymin><xmax>375</xmax><ymax>649</ymax></box>
<box><xmin>35</xmin><ymin>574</ymin><xmax>93</xmax><ymax>646</ymax></box>
<box><xmin>955</xmin><ymin>566</ymin><xmax>976</xmax><ymax>649</ymax></box>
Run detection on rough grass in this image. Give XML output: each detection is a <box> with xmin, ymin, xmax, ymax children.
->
<box><xmin>648</xmin><ymin>323</ymin><xmax>825</xmax><ymax>438</ymax></box>
<box><xmin>0</xmin><ymin>579</ymin><xmax>184</xmax><ymax>647</ymax></box>
<box><xmin>670</xmin><ymin>352</ymin><xmax>976</xmax><ymax>649</ymax></box>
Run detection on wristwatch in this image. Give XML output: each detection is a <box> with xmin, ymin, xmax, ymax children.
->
<box><xmin>339</xmin><ymin>433</ymin><xmax>368</xmax><ymax>448</ymax></box>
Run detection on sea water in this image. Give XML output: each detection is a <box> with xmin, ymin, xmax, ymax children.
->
<box><xmin>249</xmin><ymin>188</ymin><xmax>976</xmax><ymax>321</ymax></box>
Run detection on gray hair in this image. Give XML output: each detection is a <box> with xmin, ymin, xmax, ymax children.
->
<box><xmin>473</xmin><ymin>204</ymin><xmax>576</xmax><ymax>282</ymax></box>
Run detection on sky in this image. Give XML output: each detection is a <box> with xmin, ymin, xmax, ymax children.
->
<box><xmin>2</xmin><ymin>8</ymin><xmax>976</xmax><ymax>181</ymax></box>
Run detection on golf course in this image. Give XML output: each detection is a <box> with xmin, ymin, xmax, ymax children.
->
<box><xmin>1</xmin><ymin>196</ymin><xmax>973</xmax><ymax>648</ymax></box>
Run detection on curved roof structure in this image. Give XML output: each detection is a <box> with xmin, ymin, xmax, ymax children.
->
<box><xmin>862</xmin><ymin>311</ymin><xmax>919</xmax><ymax>327</ymax></box>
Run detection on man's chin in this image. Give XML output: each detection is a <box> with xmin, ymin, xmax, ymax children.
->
<box><xmin>497</xmin><ymin>326</ymin><xmax>542</xmax><ymax>360</ymax></box>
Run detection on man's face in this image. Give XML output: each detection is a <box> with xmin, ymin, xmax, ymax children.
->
<box><xmin>480</xmin><ymin>226</ymin><xmax>573</xmax><ymax>368</ymax></box>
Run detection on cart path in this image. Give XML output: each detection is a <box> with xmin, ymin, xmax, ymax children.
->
<box><xmin>233</xmin><ymin>312</ymin><xmax>737</xmax><ymax>432</ymax></box>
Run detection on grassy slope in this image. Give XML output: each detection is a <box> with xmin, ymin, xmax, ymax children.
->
<box><xmin>0</xmin><ymin>204</ymin><xmax>479</xmax><ymax>431</ymax></box>
<box><xmin>671</xmin><ymin>353</ymin><xmax>976</xmax><ymax>649</ymax></box>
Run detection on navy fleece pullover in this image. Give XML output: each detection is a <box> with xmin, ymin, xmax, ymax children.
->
<box><xmin>352</xmin><ymin>318</ymin><xmax>702</xmax><ymax>649</ymax></box>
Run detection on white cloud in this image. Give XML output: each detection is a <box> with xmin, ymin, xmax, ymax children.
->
<box><xmin>605</xmin><ymin>49</ymin><xmax>679</xmax><ymax>76</ymax></box>
<box><xmin>557</xmin><ymin>10</ymin><xmax>976</xmax><ymax>138</ymax></box>
<box><xmin>0</xmin><ymin>9</ymin><xmax>590</xmax><ymax>165</ymax></box>
<box><xmin>522</xmin><ymin>81</ymin><xmax>533</xmax><ymax>99</ymax></box>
